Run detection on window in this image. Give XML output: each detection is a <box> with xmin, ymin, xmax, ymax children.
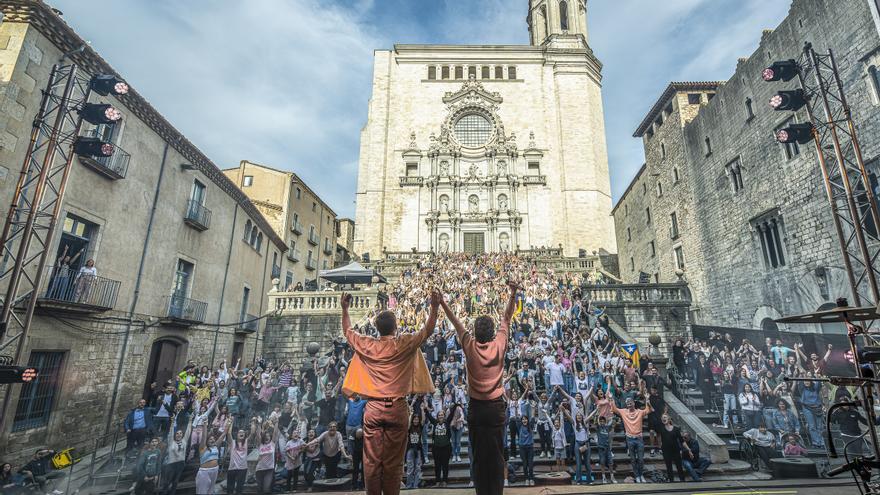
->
<box><xmin>508</xmin><ymin>66</ymin><xmax>517</xmax><ymax>80</ymax></box>
<box><xmin>660</xmin><ymin>142</ymin><xmax>666</xmax><ymax>159</ymax></box>
<box><xmin>468</xmin><ymin>66</ymin><xmax>476</xmax><ymax>79</ymax></box>
<box><xmin>323</xmin><ymin>260</ymin><xmax>328</xmax><ymax>270</ymax></box>
<box><xmin>670</xmin><ymin>211</ymin><xmax>680</xmax><ymax>239</ymax></box>
<box><xmin>657</xmin><ymin>182</ymin><xmax>663</xmax><ymax>197</ymax></box>
<box><xmin>495</xmin><ymin>66</ymin><xmax>504</xmax><ymax>79</ymax></box>
<box><xmin>306</xmin><ymin>250</ymin><xmax>313</xmax><ymax>265</ymax></box>
<box><xmin>244</xmin><ymin>220</ymin><xmax>252</xmax><ymax>242</ymax></box>
<box><xmin>455</xmin><ymin>66</ymin><xmax>463</xmax><ymax>79</ymax></box>
<box><xmin>560</xmin><ymin>0</ymin><xmax>570</xmax><ymax>30</ymax></box>
<box><xmin>777</xmin><ymin>119</ymin><xmax>801</xmax><ymax>159</ymax></box>
<box><xmin>191</xmin><ymin>180</ymin><xmax>206</xmax><ymax>205</ymax></box>
<box><xmin>240</xmin><ymin>287</ymin><xmax>250</xmax><ymax>321</ymax></box>
<box><xmin>441</xmin><ymin>66</ymin><xmax>450</xmax><ymax>80</ymax></box>
<box><xmin>687</xmin><ymin>93</ymin><xmax>701</xmax><ymax>105</ymax></box>
<box><xmin>428</xmin><ymin>66</ymin><xmax>436</xmax><ymax>80</ymax></box>
<box><xmin>673</xmin><ymin>167</ymin><xmax>680</xmax><ymax>183</ymax></box>
<box><xmin>727</xmin><ymin>158</ymin><xmax>745</xmax><ymax>192</ymax></box>
<box><xmin>481</xmin><ymin>66</ymin><xmax>490</xmax><ymax>79</ymax></box>
<box><xmin>172</xmin><ymin>259</ymin><xmax>194</xmax><ymax>298</ymax></box>
<box><xmin>707</xmin><ymin>93</ymin><xmax>716</xmax><ymax>101</ymax></box>
<box><xmin>645</xmin><ymin>207</ymin><xmax>652</xmax><ymax>225</ymax></box>
<box><xmin>745</xmin><ymin>98</ymin><xmax>755</xmax><ymax>120</ymax></box>
<box><xmin>674</xmin><ymin>246</ymin><xmax>685</xmax><ymax>270</ymax></box>
<box><xmin>13</xmin><ymin>351</ymin><xmax>64</xmax><ymax>431</ymax></box>
<box><xmin>649</xmin><ymin>241</ymin><xmax>656</xmax><ymax>257</ymax></box>
<box><xmin>405</xmin><ymin>163</ymin><xmax>418</xmax><ymax>177</ymax></box>
<box><xmin>243</xmin><ymin>175</ymin><xmax>253</xmax><ymax>187</ymax></box>
<box><xmin>869</xmin><ymin>66</ymin><xmax>880</xmax><ymax>104</ymax></box>
<box><xmin>312</xmin><ymin>202</ymin><xmax>317</xmax><ymax>212</ymax></box>
<box><xmin>753</xmin><ymin>212</ymin><xmax>787</xmax><ymax>269</ymax></box>
<box><xmin>295</xmin><ymin>187</ymin><xmax>301</xmax><ymax>199</ymax></box>
<box><xmin>527</xmin><ymin>162</ymin><xmax>541</xmax><ymax>175</ymax></box>
<box><xmin>256</xmin><ymin>232</ymin><xmax>262</xmax><ymax>251</ymax></box>
<box><xmin>58</xmin><ymin>213</ymin><xmax>97</xmax><ymax>274</ymax></box>
<box><xmin>454</xmin><ymin>114</ymin><xmax>493</xmax><ymax>147</ymax></box>
<box><xmin>629</xmin><ymin>257</ymin><xmax>634</xmax><ymax>271</ymax></box>
<box><xmin>704</xmin><ymin>137</ymin><xmax>712</xmax><ymax>156</ymax></box>
<box><xmin>626</xmin><ymin>227</ymin><xmax>631</xmax><ymax>241</ymax></box>
<box><xmin>624</xmin><ymin>204</ymin><xmax>628</xmax><ymax>216</ymax></box>
<box><xmin>642</xmin><ymin>183</ymin><xmax>647</xmax><ymax>195</ymax></box>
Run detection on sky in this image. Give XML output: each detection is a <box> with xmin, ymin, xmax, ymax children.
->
<box><xmin>49</xmin><ymin>0</ymin><xmax>793</xmax><ymax>218</ymax></box>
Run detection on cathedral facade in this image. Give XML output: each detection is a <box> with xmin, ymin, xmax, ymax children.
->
<box><xmin>354</xmin><ymin>0</ymin><xmax>616</xmax><ymax>258</ymax></box>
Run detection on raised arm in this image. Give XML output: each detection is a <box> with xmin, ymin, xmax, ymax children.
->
<box><xmin>502</xmin><ymin>280</ymin><xmax>520</xmax><ymax>327</ymax></box>
<box><xmin>416</xmin><ymin>290</ymin><xmax>441</xmax><ymax>344</ymax></box>
<box><xmin>440</xmin><ymin>297</ymin><xmax>468</xmax><ymax>342</ymax></box>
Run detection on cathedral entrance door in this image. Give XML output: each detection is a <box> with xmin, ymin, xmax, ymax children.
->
<box><xmin>463</xmin><ymin>232</ymin><xmax>485</xmax><ymax>254</ymax></box>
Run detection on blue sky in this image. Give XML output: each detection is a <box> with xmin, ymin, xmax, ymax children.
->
<box><xmin>49</xmin><ymin>0</ymin><xmax>792</xmax><ymax>218</ymax></box>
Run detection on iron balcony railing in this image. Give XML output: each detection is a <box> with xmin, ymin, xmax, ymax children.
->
<box><xmin>164</xmin><ymin>293</ymin><xmax>208</xmax><ymax>323</ymax></box>
<box><xmin>287</xmin><ymin>249</ymin><xmax>300</xmax><ymax>262</ymax></box>
<box><xmin>77</xmin><ymin>130</ymin><xmax>130</xmax><ymax>180</ymax></box>
<box><xmin>308</xmin><ymin>231</ymin><xmax>319</xmax><ymax>245</ymax></box>
<box><xmin>184</xmin><ymin>200</ymin><xmax>211</xmax><ymax>231</ymax></box>
<box><xmin>292</xmin><ymin>220</ymin><xmax>303</xmax><ymax>235</ymax></box>
<box><xmin>41</xmin><ymin>266</ymin><xmax>120</xmax><ymax>311</ymax></box>
<box><xmin>323</xmin><ymin>240</ymin><xmax>333</xmax><ymax>255</ymax></box>
<box><xmin>239</xmin><ymin>313</ymin><xmax>259</xmax><ymax>332</ymax></box>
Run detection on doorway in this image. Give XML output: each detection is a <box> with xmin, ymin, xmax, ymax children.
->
<box><xmin>144</xmin><ymin>339</ymin><xmax>183</xmax><ymax>398</ymax></box>
<box><xmin>463</xmin><ymin>232</ymin><xmax>485</xmax><ymax>254</ymax></box>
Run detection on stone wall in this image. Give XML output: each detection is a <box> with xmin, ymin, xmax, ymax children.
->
<box><xmin>263</xmin><ymin>314</ymin><xmax>343</xmax><ymax>367</ymax></box>
<box><xmin>613</xmin><ymin>0</ymin><xmax>880</xmax><ymax>330</ymax></box>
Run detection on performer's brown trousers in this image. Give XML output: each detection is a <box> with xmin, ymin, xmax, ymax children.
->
<box><xmin>363</xmin><ymin>399</ymin><xmax>408</xmax><ymax>494</ymax></box>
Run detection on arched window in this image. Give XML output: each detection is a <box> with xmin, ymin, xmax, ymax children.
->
<box><xmin>250</xmin><ymin>227</ymin><xmax>258</xmax><ymax>247</ymax></box>
<box><xmin>540</xmin><ymin>5</ymin><xmax>548</xmax><ymax>40</ymax></box>
<box><xmin>559</xmin><ymin>1</ymin><xmax>570</xmax><ymax>31</ymax></box>
<box><xmin>256</xmin><ymin>232</ymin><xmax>263</xmax><ymax>251</ymax></box>
<box><xmin>244</xmin><ymin>220</ymin><xmax>252</xmax><ymax>242</ymax></box>
<box><xmin>760</xmin><ymin>317</ymin><xmax>779</xmax><ymax>334</ymax></box>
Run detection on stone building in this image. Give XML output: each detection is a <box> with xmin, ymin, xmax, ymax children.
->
<box><xmin>353</xmin><ymin>0</ymin><xmax>616</xmax><ymax>259</ymax></box>
<box><xmin>223</xmin><ymin>161</ymin><xmax>340</xmax><ymax>290</ymax></box>
<box><xmin>0</xmin><ymin>2</ymin><xmax>285</xmax><ymax>459</ymax></box>
<box><xmin>614</xmin><ymin>0</ymin><xmax>880</xmax><ymax>332</ymax></box>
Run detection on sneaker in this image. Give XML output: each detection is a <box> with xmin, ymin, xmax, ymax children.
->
<box><xmin>504</xmin><ymin>480</ymin><xmax>509</xmax><ymax>487</ymax></box>
<box><xmin>650</xmin><ymin>449</ymin><xmax>656</xmax><ymax>456</ymax></box>
<box><xmin>611</xmin><ymin>476</ymin><xmax>618</xmax><ymax>484</ymax></box>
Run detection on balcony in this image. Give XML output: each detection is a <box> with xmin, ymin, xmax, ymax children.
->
<box><xmin>292</xmin><ymin>221</ymin><xmax>303</xmax><ymax>235</ymax></box>
<box><xmin>236</xmin><ymin>313</ymin><xmax>259</xmax><ymax>333</ymax></box>
<box><xmin>184</xmin><ymin>200</ymin><xmax>211</xmax><ymax>231</ymax></box>
<box><xmin>37</xmin><ymin>268</ymin><xmax>121</xmax><ymax>313</ymax></box>
<box><xmin>308</xmin><ymin>231</ymin><xmax>319</xmax><ymax>245</ymax></box>
<box><xmin>305</xmin><ymin>258</ymin><xmax>316</xmax><ymax>271</ymax></box>
<box><xmin>287</xmin><ymin>248</ymin><xmax>300</xmax><ymax>262</ymax></box>
<box><xmin>272</xmin><ymin>264</ymin><xmax>281</xmax><ymax>279</ymax></box>
<box><xmin>323</xmin><ymin>240</ymin><xmax>333</xmax><ymax>255</ymax></box>
<box><xmin>78</xmin><ymin>131</ymin><xmax>130</xmax><ymax>180</ymax></box>
<box><xmin>522</xmin><ymin>175</ymin><xmax>547</xmax><ymax>186</ymax></box>
<box><xmin>162</xmin><ymin>293</ymin><xmax>208</xmax><ymax>326</ymax></box>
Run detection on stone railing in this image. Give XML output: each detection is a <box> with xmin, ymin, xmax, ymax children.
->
<box><xmin>382</xmin><ymin>250</ymin><xmax>434</xmax><ymax>262</ymax></box>
<box><xmin>268</xmin><ymin>289</ymin><xmax>380</xmax><ymax>315</ymax></box>
<box><xmin>535</xmin><ymin>257</ymin><xmax>596</xmax><ymax>272</ymax></box>
<box><xmin>581</xmin><ymin>283</ymin><xmax>691</xmax><ymax>306</ymax></box>
<box><xmin>516</xmin><ymin>247</ymin><xmax>563</xmax><ymax>257</ymax></box>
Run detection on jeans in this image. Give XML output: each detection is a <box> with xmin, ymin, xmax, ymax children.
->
<box><xmin>161</xmin><ymin>461</ymin><xmax>186</xmax><ymax>495</ymax></box>
<box><xmin>575</xmin><ymin>440</ymin><xmax>592</xmax><ymax>484</ymax></box>
<box><xmin>405</xmin><ymin>448</ymin><xmax>422</xmax><ymax>489</ymax></box>
<box><xmin>538</xmin><ymin>423</ymin><xmax>552</xmax><ymax>455</ymax></box>
<box><xmin>225</xmin><ymin>469</ymin><xmax>246</xmax><ymax>495</ymax></box>
<box><xmin>255</xmin><ymin>469</ymin><xmax>273</xmax><ymax>495</ymax></box>
<box><xmin>433</xmin><ymin>445</ymin><xmax>451</xmax><ymax>483</ymax></box>
<box><xmin>508</xmin><ymin>420</ymin><xmax>518</xmax><ymax>456</ymax></box>
<box><xmin>451</xmin><ymin>427</ymin><xmax>463</xmax><ymax>458</ymax></box>
<box><xmin>322</xmin><ymin>452</ymin><xmax>341</xmax><ymax>479</ymax></box>
<box><xmin>626</xmin><ymin>436</ymin><xmax>645</xmax><ymax>479</ymax></box>
<box><xmin>802</xmin><ymin>406</ymin><xmax>826</xmax><ymax>448</ymax></box>
<box><xmin>742</xmin><ymin>409</ymin><xmax>762</xmax><ymax>429</ymax></box>
<box><xmin>519</xmin><ymin>444</ymin><xmax>535</xmax><ymax>481</ymax></box>
<box><xmin>422</xmin><ymin>424</ymin><xmax>430</xmax><ymax>462</ymax></box>
<box><xmin>722</xmin><ymin>394</ymin><xmax>738</xmax><ymax>427</ymax></box>
<box><xmin>683</xmin><ymin>457</ymin><xmax>711</xmax><ymax>481</ymax></box>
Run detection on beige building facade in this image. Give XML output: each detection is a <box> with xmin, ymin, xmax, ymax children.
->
<box><xmin>354</xmin><ymin>0</ymin><xmax>616</xmax><ymax>259</ymax></box>
<box><xmin>224</xmin><ymin>161</ymin><xmax>339</xmax><ymax>290</ymax></box>
<box><xmin>0</xmin><ymin>3</ymin><xmax>285</xmax><ymax>459</ymax></box>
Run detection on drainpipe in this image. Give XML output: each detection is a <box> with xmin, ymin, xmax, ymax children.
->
<box><xmin>105</xmin><ymin>141</ymin><xmax>169</xmax><ymax>434</ymax></box>
<box><xmin>254</xmin><ymin>237</ymin><xmax>270</xmax><ymax>364</ymax></box>
<box><xmin>210</xmin><ymin>204</ymin><xmax>238</xmax><ymax>365</ymax></box>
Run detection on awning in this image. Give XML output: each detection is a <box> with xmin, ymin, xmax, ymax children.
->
<box><xmin>318</xmin><ymin>261</ymin><xmax>386</xmax><ymax>285</ymax></box>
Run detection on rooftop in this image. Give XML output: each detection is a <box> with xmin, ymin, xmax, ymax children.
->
<box><xmin>632</xmin><ymin>81</ymin><xmax>724</xmax><ymax>137</ymax></box>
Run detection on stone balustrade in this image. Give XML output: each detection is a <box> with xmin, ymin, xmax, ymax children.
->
<box><xmin>581</xmin><ymin>283</ymin><xmax>691</xmax><ymax>306</ymax></box>
<box><xmin>268</xmin><ymin>289</ymin><xmax>380</xmax><ymax>315</ymax></box>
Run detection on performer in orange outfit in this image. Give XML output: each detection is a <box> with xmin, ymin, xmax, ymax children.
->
<box><xmin>341</xmin><ymin>290</ymin><xmax>440</xmax><ymax>495</ymax></box>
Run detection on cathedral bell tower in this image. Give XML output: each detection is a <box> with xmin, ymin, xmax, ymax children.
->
<box><xmin>528</xmin><ymin>0</ymin><xmax>589</xmax><ymax>48</ymax></box>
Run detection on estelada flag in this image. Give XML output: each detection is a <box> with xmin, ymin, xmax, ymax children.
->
<box><xmin>620</xmin><ymin>343</ymin><xmax>640</xmax><ymax>368</ymax></box>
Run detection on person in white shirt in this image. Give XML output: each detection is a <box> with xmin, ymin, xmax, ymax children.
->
<box><xmin>546</xmin><ymin>356</ymin><xmax>566</xmax><ymax>389</ymax></box>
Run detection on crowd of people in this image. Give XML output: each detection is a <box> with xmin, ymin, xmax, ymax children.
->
<box><xmin>15</xmin><ymin>252</ymin><xmax>861</xmax><ymax>495</ymax></box>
